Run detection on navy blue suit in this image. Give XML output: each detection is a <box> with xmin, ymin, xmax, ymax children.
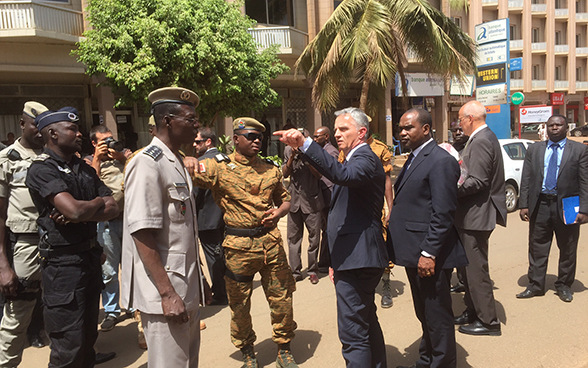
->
<box><xmin>303</xmin><ymin>141</ymin><xmax>388</xmax><ymax>368</ymax></box>
<box><xmin>389</xmin><ymin>141</ymin><xmax>467</xmax><ymax>368</ymax></box>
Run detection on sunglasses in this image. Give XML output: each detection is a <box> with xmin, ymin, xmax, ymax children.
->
<box><xmin>313</xmin><ymin>134</ymin><xmax>325</xmax><ymax>139</ymax></box>
<box><xmin>236</xmin><ymin>132</ymin><xmax>263</xmax><ymax>141</ymax></box>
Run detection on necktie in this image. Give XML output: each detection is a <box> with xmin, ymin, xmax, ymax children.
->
<box><xmin>396</xmin><ymin>153</ymin><xmax>414</xmax><ymax>185</ymax></box>
<box><xmin>544</xmin><ymin>143</ymin><xmax>559</xmax><ymax>193</ymax></box>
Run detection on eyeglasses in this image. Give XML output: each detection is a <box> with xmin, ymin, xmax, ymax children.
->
<box><xmin>313</xmin><ymin>134</ymin><xmax>325</xmax><ymax>139</ymax></box>
<box><xmin>168</xmin><ymin>114</ymin><xmax>198</xmax><ymax>125</ymax></box>
<box><xmin>194</xmin><ymin>139</ymin><xmax>205</xmax><ymax>144</ymax></box>
<box><xmin>236</xmin><ymin>132</ymin><xmax>263</xmax><ymax>141</ymax></box>
<box><xmin>457</xmin><ymin>115</ymin><xmax>471</xmax><ymax>124</ymax></box>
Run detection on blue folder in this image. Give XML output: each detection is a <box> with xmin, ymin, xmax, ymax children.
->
<box><xmin>562</xmin><ymin>196</ymin><xmax>580</xmax><ymax>225</ymax></box>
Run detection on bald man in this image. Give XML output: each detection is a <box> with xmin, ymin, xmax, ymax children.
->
<box><xmin>453</xmin><ymin>101</ymin><xmax>506</xmax><ymax>337</ymax></box>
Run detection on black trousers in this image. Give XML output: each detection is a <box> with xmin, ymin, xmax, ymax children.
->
<box><xmin>199</xmin><ymin>229</ymin><xmax>227</xmax><ymax>302</ymax></box>
<box><xmin>42</xmin><ymin>248</ymin><xmax>102</xmax><ymax>368</ymax></box>
<box><xmin>334</xmin><ymin>268</ymin><xmax>386</xmax><ymax>368</ymax></box>
<box><xmin>406</xmin><ymin>268</ymin><xmax>456</xmax><ymax>368</ymax></box>
<box><xmin>527</xmin><ymin>197</ymin><xmax>580</xmax><ymax>292</ymax></box>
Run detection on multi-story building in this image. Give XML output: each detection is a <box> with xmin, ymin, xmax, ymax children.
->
<box><xmin>2</xmin><ymin>0</ymin><xmax>587</xmax><ymax>154</ymax></box>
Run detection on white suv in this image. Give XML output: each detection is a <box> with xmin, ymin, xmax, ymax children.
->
<box><xmin>498</xmin><ymin>139</ymin><xmax>535</xmax><ymax>212</ymax></box>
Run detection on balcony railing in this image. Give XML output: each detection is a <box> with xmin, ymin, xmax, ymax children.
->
<box><xmin>510</xmin><ymin>79</ymin><xmax>523</xmax><ymax>89</ymax></box>
<box><xmin>554</xmin><ymin>80</ymin><xmax>569</xmax><ymax>89</ymax></box>
<box><xmin>576</xmin><ymin>81</ymin><xmax>588</xmax><ymax>89</ymax></box>
<box><xmin>555</xmin><ymin>45</ymin><xmax>569</xmax><ymax>53</ymax></box>
<box><xmin>532</xmin><ymin>42</ymin><xmax>546</xmax><ymax>51</ymax></box>
<box><xmin>0</xmin><ymin>0</ymin><xmax>83</xmax><ymax>42</ymax></box>
<box><xmin>531</xmin><ymin>4</ymin><xmax>547</xmax><ymax>12</ymax></box>
<box><xmin>508</xmin><ymin>0</ymin><xmax>523</xmax><ymax>7</ymax></box>
<box><xmin>510</xmin><ymin>39</ymin><xmax>523</xmax><ymax>49</ymax></box>
<box><xmin>555</xmin><ymin>8</ymin><xmax>569</xmax><ymax>17</ymax></box>
<box><xmin>577</xmin><ymin>47</ymin><xmax>588</xmax><ymax>55</ymax></box>
<box><xmin>248</xmin><ymin>26</ymin><xmax>308</xmax><ymax>56</ymax></box>
<box><xmin>482</xmin><ymin>0</ymin><xmax>497</xmax><ymax>3</ymax></box>
<box><xmin>577</xmin><ymin>13</ymin><xmax>588</xmax><ymax>20</ymax></box>
<box><xmin>532</xmin><ymin>80</ymin><xmax>547</xmax><ymax>88</ymax></box>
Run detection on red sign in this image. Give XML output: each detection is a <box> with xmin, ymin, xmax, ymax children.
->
<box><xmin>584</xmin><ymin>97</ymin><xmax>588</xmax><ymax>110</ymax></box>
<box><xmin>551</xmin><ymin>93</ymin><xmax>564</xmax><ymax>105</ymax></box>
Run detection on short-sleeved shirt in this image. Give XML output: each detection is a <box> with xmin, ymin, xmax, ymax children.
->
<box><xmin>121</xmin><ymin>136</ymin><xmax>202</xmax><ymax>314</ymax></box>
<box><xmin>0</xmin><ymin>139</ymin><xmax>43</xmax><ymax>233</ymax></box>
<box><xmin>192</xmin><ymin>151</ymin><xmax>290</xmax><ymax>252</ymax></box>
<box><xmin>25</xmin><ymin>148</ymin><xmax>112</xmax><ymax>247</ymax></box>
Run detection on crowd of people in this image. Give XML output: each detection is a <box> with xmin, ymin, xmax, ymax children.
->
<box><xmin>0</xmin><ymin>89</ymin><xmax>585</xmax><ymax>368</ymax></box>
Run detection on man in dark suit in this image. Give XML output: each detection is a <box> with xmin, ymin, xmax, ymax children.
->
<box><xmin>517</xmin><ymin>114</ymin><xmax>588</xmax><ymax>302</ymax></box>
<box><xmin>275</xmin><ymin>108</ymin><xmax>388</xmax><ymax>367</ymax></box>
<box><xmin>454</xmin><ymin>100</ymin><xmax>506</xmax><ymax>336</ymax></box>
<box><xmin>193</xmin><ymin>128</ymin><xmax>227</xmax><ymax>305</ymax></box>
<box><xmin>389</xmin><ymin>109</ymin><xmax>467</xmax><ymax>368</ymax></box>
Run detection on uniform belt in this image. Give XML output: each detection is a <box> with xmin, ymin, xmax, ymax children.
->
<box><xmin>39</xmin><ymin>238</ymin><xmax>96</xmax><ymax>259</ymax></box>
<box><xmin>225</xmin><ymin>226</ymin><xmax>274</xmax><ymax>237</ymax></box>
<box><xmin>539</xmin><ymin>193</ymin><xmax>557</xmax><ymax>200</ymax></box>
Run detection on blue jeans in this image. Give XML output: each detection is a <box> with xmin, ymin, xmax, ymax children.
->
<box><xmin>97</xmin><ymin>219</ymin><xmax>123</xmax><ymax>317</ymax></box>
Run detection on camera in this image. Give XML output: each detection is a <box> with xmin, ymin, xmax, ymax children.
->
<box><xmin>103</xmin><ymin>137</ymin><xmax>124</xmax><ymax>152</ymax></box>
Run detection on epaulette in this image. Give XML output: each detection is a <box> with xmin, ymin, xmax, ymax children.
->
<box><xmin>264</xmin><ymin>158</ymin><xmax>279</xmax><ymax>167</ymax></box>
<box><xmin>33</xmin><ymin>153</ymin><xmax>50</xmax><ymax>162</ymax></box>
<box><xmin>215</xmin><ymin>153</ymin><xmax>230</xmax><ymax>163</ymax></box>
<box><xmin>6</xmin><ymin>149</ymin><xmax>22</xmax><ymax>161</ymax></box>
<box><xmin>142</xmin><ymin>145</ymin><xmax>162</xmax><ymax>160</ymax></box>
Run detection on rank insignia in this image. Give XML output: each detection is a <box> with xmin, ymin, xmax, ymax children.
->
<box><xmin>227</xmin><ymin>163</ymin><xmax>236</xmax><ymax>170</ymax></box>
<box><xmin>180</xmin><ymin>201</ymin><xmax>186</xmax><ymax>216</ymax></box>
<box><xmin>237</xmin><ymin>120</ymin><xmax>245</xmax><ymax>129</ymax></box>
<box><xmin>180</xmin><ymin>90</ymin><xmax>191</xmax><ymax>100</ymax></box>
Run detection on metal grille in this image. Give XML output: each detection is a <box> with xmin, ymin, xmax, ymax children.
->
<box><xmin>285</xmin><ymin>97</ymin><xmax>307</xmax><ymax>129</ymax></box>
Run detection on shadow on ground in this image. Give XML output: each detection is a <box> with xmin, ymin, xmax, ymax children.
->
<box><xmin>387</xmin><ymin>338</ymin><xmax>472</xmax><ymax>367</ymax></box>
<box><xmin>516</xmin><ymin>274</ymin><xmax>587</xmax><ymax>294</ymax></box>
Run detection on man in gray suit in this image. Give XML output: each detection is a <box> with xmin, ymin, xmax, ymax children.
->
<box><xmin>454</xmin><ymin>100</ymin><xmax>506</xmax><ymax>336</ymax></box>
<box><xmin>194</xmin><ymin>128</ymin><xmax>227</xmax><ymax>305</ymax></box>
<box><xmin>517</xmin><ymin>115</ymin><xmax>588</xmax><ymax>302</ymax></box>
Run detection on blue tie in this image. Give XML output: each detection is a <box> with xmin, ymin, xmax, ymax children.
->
<box><xmin>544</xmin><ymin>144</ymin><xmax>559</xmax><ymax>193</ymax></box>
<box><xmin>396</xmin><ymin>153</ymin><xmax>414</xmax><ymax>185</ymax></box>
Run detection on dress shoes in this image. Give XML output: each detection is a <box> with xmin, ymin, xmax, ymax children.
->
<box><xmin>95</xmin><ymin>351</ymin><xmax>116</xmax><ymax>365</ymax></box>
<box><xmin>458</xmin><ymin>320</ymin><xmax>501</xmax><ymax>336</ymax></box>
<box><xmin>454</xmin><ymin>310</ymin><xmax>476</xmax><ymax>325</ymax></box>
<box><xmin>28</xmin><ymin>333</ymin><xmax>45</xmax><ymax>348</ymax></box>
<box><xmin>516</xmin><ymin>288</ymin><xmax>544</xmax><ymax>299</ymax></box>
<box><xmin>450</xmin><ymin>283</ymin><xmax>465</xmax><ymax>293</ymax></box>
<box><xmin>556</xmin><ymin>288</ymin><xmax>573</xmax><ymax>302</ymax></box>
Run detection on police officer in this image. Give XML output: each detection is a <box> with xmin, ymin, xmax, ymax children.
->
<box><xmin>188</xmin><ymin>117</ymin><xmax>298</xmax><ymax>368</ymax></box>
<box><xmin>25</xmin><ymin>107</ymin><xmax>119</xmax><ymax>368</ymax></box>
<box><xmin>0</xmin><ymin>101</ymin><xmax>47</xmax><ymax>367</ymax></box>
<box><xmin>121</xmin><ymin>87</ymin><xmax>205</xmax><ymax>367</ymax></box>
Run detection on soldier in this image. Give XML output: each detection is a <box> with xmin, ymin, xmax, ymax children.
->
<box><xmin>121</xmin><ymin>87</ymin><xmax>206</xmax><ymax>367</ymax></box>
<box><xmin>187</xmin><ymin>117</ymin><xmax>298</xmax><ymax>368</ymax></box>
<box><xmin>0</xmin><ymin>102</ymin><xmax>47</xmax><ymax>367</ymax></box>
<box><xmin>25</xmin><ymin>107</ymin><xmax>119</xmax><ymax>367</ymax></box>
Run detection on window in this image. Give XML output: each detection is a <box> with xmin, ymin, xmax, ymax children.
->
<box><xmin>555</xmin><ymin>0</ymin><xmax>563</xmax><ymax>8</ymax></box>
<box><xmin>510</xmin><ymin>25</ymin><xmax>517</xmax><ymax>40</ymax></box>
<box><xmin>512</xmin><ymin>70</ymin><xmax>523</xmax><ymax>79</ymax></box>
<box><xmin>245</xmin><ymin>0</ymin><xmax>294</xmax><ymax>26</ymax></box>
<box><xmin>555</xmin><ymin>66</ymin><xmax>563</xmax><ymax>80</ymax></box>
<box><xmin>577</xmin><ymin>33</ymin><xmax>582</xmax><ymax>47</ymax></box>
<box><xmin>533</xmin><ymin>64</ymin><xmax>541</xmax><ymax>79</ymax></box>
<box><xmin>577</xmin><ymin>67</ymin><xmax>584</xmax><ymax>81</ymax></box>
<box><xmin>532</xmin><ymin>28</ymin><xmax>540</xmax><ymax>42</ymax></box>
<box><xmin>555</xmin><ymin>31</ymin><xmax>562</xmax><ymax>45</ymax></box>
<box><xmin>451</xmin><ymin>17</ymin><xmax>462</xmax><ymax>28</ymax></box>
<box><xmin>502</xmin><ymin>143</ymin><xmax>527</xmax><ymax>160</ymax></box>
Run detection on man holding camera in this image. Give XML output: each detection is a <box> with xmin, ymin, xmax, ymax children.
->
<box><xmin>88</xmin><ymin>125</ymin><xmax>129</xmax><ymax>331</ymax></box>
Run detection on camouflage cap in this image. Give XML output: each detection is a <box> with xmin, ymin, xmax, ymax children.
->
<box><xmin>23</xmin><ymin>101</ymin><xmax>48</xmax><ymax>119</ymax></box>
<box><xmin>148</xmin><ymin>87</ymin><xmax>200</xmax><ymax>111</ymax></box>
<box><xmin>233</xmin><ymin>117</ymin><xmax>265</xmax><ymax>132</ymax></box>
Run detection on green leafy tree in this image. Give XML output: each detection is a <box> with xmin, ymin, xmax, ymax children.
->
<box><xmin>295</xmin><ymin>0</ymin><xmax>475</xmax><ymax>114</ymax></box>
<box><xmin>74</xmin><ymin>0</ymin><xmax>288</xmax><ymax>124</ymax></box>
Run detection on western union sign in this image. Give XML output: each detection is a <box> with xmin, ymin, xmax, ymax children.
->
<box><xmin>476</xmin><ymin>63</ymin><xmax>506</xmax><ymax>87</ymax></box>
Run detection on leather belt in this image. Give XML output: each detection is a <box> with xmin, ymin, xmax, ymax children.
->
<box><xmin>225</xmin><ymin>226</ymin><xmax>274</xmax><ymax>237</ymax></box>
<box><xmin>38</xmin><ymin>238</ymin><xmax>96</xmax><ymax>259</ymax></box>
<box><xmin>539</xmin><ymin>193</ymin><xmax>557</xmax><ymax>200</ymax></box>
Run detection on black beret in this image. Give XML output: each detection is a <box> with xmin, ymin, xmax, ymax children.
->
<box><xmin>35</xmin><ymin>107</ymin><xmax>79</xmax><ymax>131</ymax></box>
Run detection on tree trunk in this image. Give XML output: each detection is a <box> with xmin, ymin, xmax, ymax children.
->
<box><xmin>359</xmin><ymin>74</ymin><xmax>370</xmax><ymax>111</ymax></box>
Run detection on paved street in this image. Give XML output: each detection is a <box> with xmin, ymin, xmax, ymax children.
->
<box><xmin>19</xmin><ymin>209</ymin><xmax>588</xmax><ymax>367</ymax></box>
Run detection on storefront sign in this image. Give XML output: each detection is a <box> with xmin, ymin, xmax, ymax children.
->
<box><xmin>584</xmin><ymin>97</ymin><xmax>588</xmax><ymax>110</ymax></box>
<box><xmin>511</xmin><ymin>92</ymin><xmax>525</xmax><ymax>105</ymax></box>
<box><xmin>551</xmin><ymin>93</ymin><xmax>564</xmax><ymax>105</ymax></box>
<box><xmin>485</xmin><ymin>105</ymin><xmax>500</xmax><ymax>114</ymax></box>
<box><xmin>519</xmin><ymin>105</ymin><xmax>553</xmax><ymax>124</ymax></box>
<box><xmin>510</xmin><ymin>57</ymin><xmax>523</xmax><ymax>71</ymax></box>
<box><xmin>475</xmin><ymin>19</ymin><xmax>508</xmax><ymax>45</ymax></box>
<box><xmin>477</xmin><ymin>41</ymin><xmax>508</xmax><ymax>67</ymax></box>
<box><xmin>476</xmin><ymin>84</ymin><xmax>507</xmax><ymax>106</ymax></box>
<box><xmin>476</xmin><ymin>63</ymin><xmax>507</xmax><ymax>87</ymax></box>
<box><xmin>395</xmin><ymin>73</ymin><xmax>445</xmax><ymax>97</ymax></box>
<box><xmin>450</xmin><ymin>75</ymin><xmax>474</xmax><ymax>96</ymax></box>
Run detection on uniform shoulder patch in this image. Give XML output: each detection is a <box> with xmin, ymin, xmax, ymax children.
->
<box><xmin>6</xmin><ymin>149</ymin><xmax>22</xmax><ymax>161</ymax></box>
<box><xmin>264</xmin><ymin>158</ymin><xmax>279</xmax><ymax>167</ymax></box>
<box><xmin>142</xmin><ymin>145</ymin><xmax>163</xmax><ymax>160</ymax></box>
<box><xmin>33</xmin><ymin>153</ymin><xmax>50</xmax><ymax>162</ymax></box>
<box><xmin>215</xmin><ymin>153</ymin><xmax>230</xmax><ymax>163</ymax></box>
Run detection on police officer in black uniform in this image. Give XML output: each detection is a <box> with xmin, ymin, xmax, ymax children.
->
<box><xmin>25</xmin><ymin>107</ymin><xmax>119</xmax><ymax>368</ymax></box>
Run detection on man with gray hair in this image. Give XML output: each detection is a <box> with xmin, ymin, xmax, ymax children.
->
<box><xmin>275</xmin><ymin>107</ymin><xmax>389</xmax><ymax>367</ymax></box>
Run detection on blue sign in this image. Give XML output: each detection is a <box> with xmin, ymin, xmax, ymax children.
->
<box><xmin>510</xmin><ymin>57</ymin><xmax>522</xmax><ymax>72</ymax></box>
<box><xmin>485</xmin><ymin>104</ymin><xmax>511</xmax><ymax>139</ymax></box>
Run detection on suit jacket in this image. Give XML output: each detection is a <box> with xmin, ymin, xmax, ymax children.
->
<box><xmin>284</xmin><ymin>146</ymin><xmax>324</xmax><ymax>214</ymax></box>
<box><xmin>303</xmin><ymin>141</ymin><xmax>388</xmax><ymax>271</ymax></box>
<box><xmin>455</xmin><ymin>127</ymin><xmax>507</xmax><ymax>231</ymax></box>
<box><xmin>389</xmin><ymin>142</ymin><xmax>468</xmax><ymax>269</ymax></box>
<box><xmin>519</xmin><ymin>139</ymin><xmax>588</xmax><ymax>221</ymax></box>
<box><xmin>194</xmin><ymin>148</ymin><xmax>225</xmax><ymax>231</ymax></box>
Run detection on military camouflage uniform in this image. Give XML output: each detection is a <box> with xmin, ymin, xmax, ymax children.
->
<box><xmin>193</xmin><ymin>151</ymin><xmax>296</xmax><ymax>349</ymax></box>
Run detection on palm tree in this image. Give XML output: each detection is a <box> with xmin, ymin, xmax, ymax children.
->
<box><xmin>295</xmin><ymin>0</ymin><xmax>475</xmax><ymax>114</ymax></box>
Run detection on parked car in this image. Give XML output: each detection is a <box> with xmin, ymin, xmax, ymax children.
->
<box><xmin>570</xmin><ymin>124</ymin><xmax>588</xmax><ymax>137</ymax></box>
<box><xmin>498</xmin><ymin>139</ymin><xmax>535</xmax><ymax>212</ymax></box>
<box><xmin>519</xmin><ymin>123</ymin><xmax>541</xmax><ymax>140</ymax></box>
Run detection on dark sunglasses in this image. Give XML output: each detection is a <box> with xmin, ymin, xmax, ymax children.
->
<box><xmin>194</xmin><ymin>139</ymin><xmax>205</xmax><ymax>144</ymax></box>
<box><xmin>236</xmin><ymin>132</ymin><xmax>263</xmax><ymax>141</ymax></box>
<box><xmin>313</xmin><ymin>134</ymin><xmax>325</xmax><ymax>139</ymax></box>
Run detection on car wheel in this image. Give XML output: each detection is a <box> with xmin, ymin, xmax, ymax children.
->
<box><xmin>574</xmin><ymin>130</ymin><xmax>582</xmax><ymax>137</ymax></box>
<box><xmin>505</xmin><ymin>183</ymin><xmax>518</xmax><ymax>213</ymax></box>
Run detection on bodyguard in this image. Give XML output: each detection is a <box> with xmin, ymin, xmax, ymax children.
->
<box><xmin>26</xmin><ymin>107</ymin><xmax>119</xmax><ymax>367</ymax></box>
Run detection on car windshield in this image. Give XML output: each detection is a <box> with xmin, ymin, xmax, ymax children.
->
<box><xmin>503</xmin><ymin>142</ymin><xmax>527</xmax><ymax>160</ymax></box>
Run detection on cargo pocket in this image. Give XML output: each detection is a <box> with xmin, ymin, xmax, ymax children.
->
<box><xmin>42</xmin><ymin>265</ymin><xmax>80</xmax><ymax>333</ymax></box>
<box><xmin>162</xmin><ymin>252</ymin><xmax>187</xmax><ymax>298</ymax></box>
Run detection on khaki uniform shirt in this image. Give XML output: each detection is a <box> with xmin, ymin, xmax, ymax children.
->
<box><xmin>193</xmin><ymin>152</ymin><xmax>290</xmax><ymax>253</ymax></box>
<box><xmin>99</xmin><ymin>159</ymin><xmax>124</xmax><ymax>212</ymax></box>
<box><xmin>121</xmin><ymin>137</ymin><xmax>202</xmax><ymax>314</ymax></box>
<box><xmin>0</xmin><ymin>139</ymin><xmax>42</xmax><ymax>233</ymax></box>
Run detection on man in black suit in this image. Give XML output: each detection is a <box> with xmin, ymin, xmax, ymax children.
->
<box><xmin>275</xmin><ymin>108</ymin><xmax>388</xmax><ymax>368</ymax></box>
<box><xmin>389</xmin><ymin>109</ymin><xmax>467</xmax><ymax>368</ymax></box>
<box><xmin>454</xmin><ymin>100</ymin><xmax>506</xmax><ymax>336</ymax></box>
<box><xmin>517</xmin><ymin>115</ymin><xmax>588</xmax><ymax>302</ymax></box>
<box><xmin>193</xmin><ymin>128</ymin><xmax>227</xmax><ymax>305</ymax></box>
